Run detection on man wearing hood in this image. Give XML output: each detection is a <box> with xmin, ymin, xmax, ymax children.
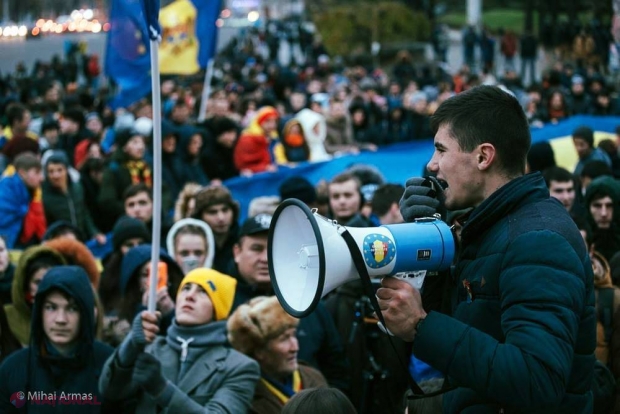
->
<box><xmin>0</xmin><ymin>266</ymin><xmax>115</xmax><ymax>413</ymax></box>
<box><xmin>584</xmin><ymin>175</ymin><xmax>620</xmax><ymax>262</ymax></box>
<box><xmin>99</xmin><ymin>268</ymin><xmax>260</xmax><ymax>413</ymax></box>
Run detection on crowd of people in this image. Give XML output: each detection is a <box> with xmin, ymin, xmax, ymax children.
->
<box><xmin>0</xmin><ymin>16</ymin><xmax>618</xmax><ymax>413</ymax></box>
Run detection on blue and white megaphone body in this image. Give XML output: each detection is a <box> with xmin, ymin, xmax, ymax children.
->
<box><xmin>268</xmin><ymin>199</ymin><xmax>455</xmax><ymax>318</ymax></box>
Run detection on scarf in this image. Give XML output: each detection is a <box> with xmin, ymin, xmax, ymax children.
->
<box><xmin>125</xmin><ymin>160</ymin><xmax>152</xmax><ymax>187</ymax></box>
<box><xmin>165</xmin><ymin>320</ymin><xmax>227</xmax><ymax>381</ymax></box>
<box><xmin>261</xmin><ymin>370</ymin><xmax>302</xmax><ymax>405</ymax></box>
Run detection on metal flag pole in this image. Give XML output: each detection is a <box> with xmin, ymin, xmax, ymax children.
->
<box><xmin>142</xmin><ymin>0</ymin><xmax>163</xmax><ymax>313</ymax></box>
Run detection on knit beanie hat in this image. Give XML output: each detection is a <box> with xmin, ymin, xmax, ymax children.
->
<box><xmin>112</xmin><ymin>216</ymin><xmax>150</xmax><ymax>251</ymax></box>
<box><xmin>227</xmin><ymin>296</ymin><xmax>299</xmax><ymax>356</ymax></box>
<box><xmin>177</xmin><ymin>268</ymin><xmax>237</xmax><ymax>321</ymax></box>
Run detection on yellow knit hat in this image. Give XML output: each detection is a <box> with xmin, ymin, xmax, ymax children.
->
<box><xmin>177</xmin><ymin>268</ymin><xmax>237</xmax><ymax>321</ymax></box>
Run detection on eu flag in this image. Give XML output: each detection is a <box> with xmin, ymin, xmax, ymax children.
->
<box><xmin>105</xmin><ymin>0</ymin><xmax>152</xmax><ymax>109</ymax></box>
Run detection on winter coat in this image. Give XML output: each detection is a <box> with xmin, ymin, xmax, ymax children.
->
<box><xmin>414</xmin><ymin>173</ymin><xmax>595</xmax><ymax>413</ymax></box>
<box><xmin>42</xmin><ymin>180</ymin><xmax>99</xmax><ymax>239</ymax></box>
<box><xmin>4</xmin><ymin>246</ymin><xmax>66</xmax><ymax>345</ymax></box>
<box><xmin>0</xmin><ymin>173</ymin><xmax>32</xmax><ymax>248</ymax></box>
<box><xmin>591</xmin><ymin>251</ymin><xmax>620</xmax><ymax>371</ymax></box>
<box><xmin>0</xmin><ymin>266</ymin><xmax>116</xmax><ymax>414</ymax></box>
<box><xmin>250</xmin><ymin>363</ymin><xmax>327</xmax><ymax>414</ymax></box>
<box><xmin>100</xmin><ymin>320</ymin><xmax>260</xmax><ymax>414</ymax></box>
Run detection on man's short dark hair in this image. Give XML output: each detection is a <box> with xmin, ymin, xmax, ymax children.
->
<box><xmin>14</xmin><ymin>152</ymin><xmax>41</xmax><ymax>171</ymax></box>
<box><xmin>572</xmin><ymin>126</ymin><xmax>594</xmax><ymax>148</ymax></box>
<box><xmin>123</xmin><ymin>183</ymin><xmax>152</xmax><ymax>203</ymax></box>
<box><xmin>580</xmin><ymin>160</ymin><xmax>612</xmax><ymax>180</ymax></box>
<box><xmin>371</xmin><ymin>184</ymin><xmax>405</xmax><ymax>216</ymax></box>
<box><xmin>329</xmin><ymin>172</ymin><xmax>361</xmax><ymax>189</ymax></box>
<box><xmin>543</xmin><ymin>166</ymin><xmax>575</xmax><ymax>187</ymax></box>
<box><xmin>6</xmin><ymin>103</ymin><xmax>28</xmax><ymax>127</ymax></box>
<box><xmin>430</xmin><ymin>85</ymin><xmax>530</xmax><ymax>176</ymax></box>
<box><xmin>62</xmin><ymin>108</ymin><xmax>86</xmax><ymax>129</ymax></box>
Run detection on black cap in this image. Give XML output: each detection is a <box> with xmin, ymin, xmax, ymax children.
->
<box><xmin>239</xmin><ymin>214</ymin><xmax>272</xmax><ymax>237</ymax></box>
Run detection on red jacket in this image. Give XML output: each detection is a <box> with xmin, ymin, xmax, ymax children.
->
<box><xmin>234</xmin><ymin>132</ymin><xmax>271</xmax><ymax>173</ymax></box>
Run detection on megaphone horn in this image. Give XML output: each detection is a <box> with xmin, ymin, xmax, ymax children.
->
<box><xmin>268</xmin><ymin>199</ymin><xmax>455</xmax><ymax>318</ymax></box>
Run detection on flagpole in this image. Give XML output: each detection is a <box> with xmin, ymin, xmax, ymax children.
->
<box><xmin>147</xmin><ymin>36</ymin><xmax>162</xmax><ymax>314</ymax></box>
<box><xmin>198</xmin><ymin>58</ymin><xmax>214</xmax><ymax>122</ymax></box>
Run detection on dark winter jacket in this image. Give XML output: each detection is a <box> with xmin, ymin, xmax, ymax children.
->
<box><xmin>0</xmin><ymin>266</ymin><xmax>116</xmax><ymax>413</ymax></box>
<box><xmin>414</xmin><ymin>173</ymin><xmax>595</xmax><ymax>413</ymax></box>
<box><xmin>42</xmin><ymin>180</ymin><xmax>99</xmax><ymax>239</ymax></box>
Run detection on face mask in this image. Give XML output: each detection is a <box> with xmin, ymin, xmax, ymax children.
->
<box><xmin>181</xmin><ymin>256</ymin><xmax>200</xmax><ymax>274</ymax></box>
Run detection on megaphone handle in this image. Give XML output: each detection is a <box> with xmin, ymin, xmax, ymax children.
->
<box><xmin>339</xmin><ymin>228</ymin><xmax>426</xmax><ymax>396</ymax></box>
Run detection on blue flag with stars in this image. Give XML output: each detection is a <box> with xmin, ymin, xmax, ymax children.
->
<box><xmin>105</xmin><ymin>0</ymin><xmax>152</xmax><ymax>109</ymax></box>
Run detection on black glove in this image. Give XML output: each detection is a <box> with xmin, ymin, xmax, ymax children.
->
<box><xmin>133</xmin><ymin>352</ymin><xmax>168</xmax><ymax>396</ymax></box>
<box><xmin>118</xmin><ymin>313</ymin><xmax>151</xmax><ymax>366</ymax></box>
<box><xmin>400</xmin><ymin>176</ymin><xmax>446</xmax><ymax>222</ymax></box>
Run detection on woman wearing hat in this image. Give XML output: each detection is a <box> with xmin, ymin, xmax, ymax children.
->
<box><xmin>100</xmin><ymin>268</ymin><xmax>260</xmax><ymax>413</ymax></box>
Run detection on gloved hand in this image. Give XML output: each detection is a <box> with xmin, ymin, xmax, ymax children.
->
<box><xmin>400</xmin><ymin>176</ymin><xmax>446</xmax><ymax>222</ymax></box>
<box><xmin>118</xmin><ymin>311</ymin><xmax>159</xmax><ymax>367</ymax></box>
<box><xmin>133</xmin><ymin>352</ymin><xmax>168</xmax><ymax>396</ymax></box>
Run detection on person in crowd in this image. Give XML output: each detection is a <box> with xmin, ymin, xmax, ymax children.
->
<box><xmin>546</xmin><ymin>89</ymin><xmax>571</xmax><ymax>124</ymax></box>
<box><xmin>573</xmin><ymin>126</ymin><xmax>612</xmax><ymax>177</ymax></box>
<box><xmin>42</xmin><ymin>150</ymin><xmax>105</xmax><ymax>244</ymax></box>
<box><xmin>173</xmin><ymin>183</ymin><xmax>203</xmax><ymax>222</ymax></box>
<box><xmin>580</xmin><ymin>160</ymin><xmax>613</xmax><ymax>195</ymax></box>
<box><xmin>159</xmin><ymin>122</ymin><xmax>186</xmax><ymax>204</ymax></box>
<box><xmin>227</xmin><ymin>296</ymin><xmax>328</xmax><ymax>413</ymax></box>
<box><xmin>371</xmin><ymin>183</ymin><xmax>405</xmax><ymax>225</ymax></box>
<box><xmin>123</xmin><ymin>184</ymin><xmax>172</xmax><ymax>247</ymax></box>
<box><xmin>570</xmin><ymin>75</ymin><xmax>593</xmax><ymax>115</ymax></box>
<box><xmin>234</xmin><ymin>106</ymin><xmax>280</xmax><ymax>174</ymax></box>
<box><xmin>116</xmin><ymin>245</ymin><xmax>183</xmax><ymax>336</ymax></box>
<box><xmin>192</xmin><ymin>185</ymin><xmax>240</xmax><ymax>273</ymax></box>
<box><xmin>543</xmin><ymin>166</ymin><xmax>587</xmax><ymax>220</ymax></box>
<box><xmin>99</xmin><ymin>268</ymin><xmax>260</xmax><ymax>413</ymax></box>
<box><xmin>178</xmin><ymin>128</ymin><xmax>209</xmax><ymax>187</ymax></box>
<box><xmin>324</xmin><ymin>98</ymin><xmax>357</xmax><ymax>155</ymax></box>
<box><xmin>0</xmin><ymin>152</ymin><xmax>45</xmax><ymax>248</ymax></box>
<box><xmin>278</xmin><ymin>176</ymin><xmax>319</xmax><ymax>210</ymax></box>
<box><xmin>99</xmin><ymin>216</ymin><xmax>150</xmax><ymax>345</ymax></box>
<box><xmin>275</xmin><ymin>118</ymin><xmax>311</xmax><ymax>164</ymax></box>
<box><xmin>80</xmin><ymin>157</ymin><xmax>107</xmax><ymax>232</ymax></box>
<box><xmin>200</xmin><ymin>116</ymin><xmax>240</xmax><ymax>185</ymax></box>
<box><xmin>166</xmin><ymin>218</ymin><xmax>215</xmax><ymax>274</ymax></box>
<box><xmin>4</xmin><ymin>245</ymin><xmax>65</xmax><ymax>346</ymax></box>
<box><xmin>328</xmin><ymin>171</ymin><xmax>373</xmax><ymax>227</ymax></box>
<box><xmin>584</xmin><ymin>175</ymin><xmax>620</xmax><ymax>262</ymax></box>
<box><xmin>526</xmin><ymin>141</ymin><xmax>556</xmax><ymax>173</ymax></box>
<box><xmin>98</xmin><ymin>128</ymin><xmax>151</xmax><ymax>231</ymax></box>
<box><xmin>0</xmin><ymin>266</ymin><xmax>117</xmax><ymax>413</ymax></box>
<box><xmin>379</xmin><ymin>85</ymin><xmax>594</xmax><ymax>412</ymax></box>
<box><xmin>0</xmin><ymin>103</ymin><xmax>36</xmax><ymax>155</ymax></box>
<box><xmin>57</xmin><ymin>107</ymin><xmax>91</xmax><ymax>166</ymax></box>
<box><xmin>0</xmin><ymin>236</ymin><xmax>15</xmax><ymax>305</ymax></box>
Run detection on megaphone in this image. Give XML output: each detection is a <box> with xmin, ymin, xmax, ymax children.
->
<box><xmin>268</xmin><ymin>199</ymin><xmax>455</xmax><ymax>318</ymax></box>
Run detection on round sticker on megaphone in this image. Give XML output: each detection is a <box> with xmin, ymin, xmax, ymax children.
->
<box><xmin>363</xmin><ymin>234</ymin><xmax>396</xmax><ymax>269</ymax></box>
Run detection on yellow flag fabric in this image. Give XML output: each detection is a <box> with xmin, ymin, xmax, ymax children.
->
<box><xmin>159</xmin><ymin>0</ymin><xmax>200</xmax><ymax>75</ymax></box>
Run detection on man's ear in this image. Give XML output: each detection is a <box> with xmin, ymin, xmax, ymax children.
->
<box><xmin>233</xmin><ymin>243</ymin><xmax>241</xmax><ymax>263</ymax></box>
<box><xmin>476</xmin><ymin>143</ymin><xmax>497</xmax><ymax>170</ymax></box>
